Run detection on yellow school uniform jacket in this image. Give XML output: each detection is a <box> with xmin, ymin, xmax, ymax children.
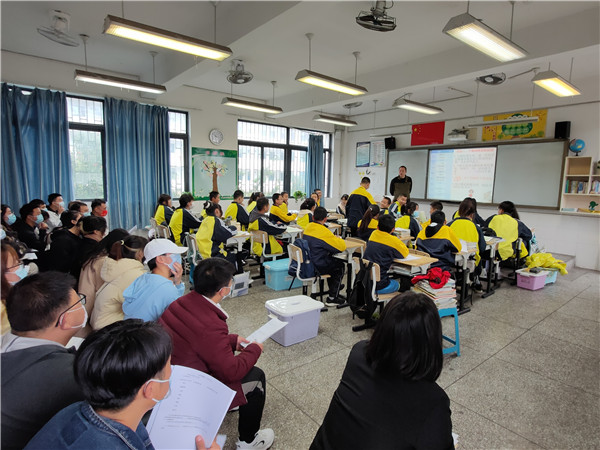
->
<box><xmin>395</xmin><ymin>215</ymin><xmax>420</xmax><ymax>239</ymax></box>
<box><xmin>297</xmin><ymin>211</ymin><xmax>313</xmax><ymax>229</ymax></box>
<box><xmin>280</xmin><ymin>202</ymin><xmax>289</xmax><ymax>215</ymax></box>
<box><xmin>416</xmin><ymin>224</ymin><xmax>461</xmax><ymax>269</ymax></box>
<box><xmin>224</xmin><ymin>202</ymin><xmax>250</xmax><ymax>230</ymax></box>
<box><xmin>356</xmin><ymin>218</ymin><xmax>378</xmax><ymax>241</ymax></box>
<box><xmin>196</xmin><ymin>216</ymin><xmax>235</xmax><ymax>259</ymax></box>
<box><xmin>486</xmin><ymin>214</ymin><xmax>529</xmax><ymax>260</ymax></box>
<box><xmin>246</xmin><ymin>201</ymin><xmax>257</xmax><ymax>213</ymax></box>
<box><xmin>169</xmin><ymin>208</ymin><xmax>202</xmax><ymax>246</ymax></box>
<box><xmin>363</xmin><ymin>229</ymin><xmax>409</xmax><ymax>290</ymax></box>
<box><xmin>154</xmin><ymin>205</ymin><xmax>173</xmax><ymax>226</ymax></box>
<box><xmin>449</xmin><ymin>217</ymin><xmax>485</xmax><ymax>265</ymax></box>
<box><xmin>346</xmin><ymin>186</ymin><xmax>377</xmax><ymax>228</ymax></box>
<box><xmin>269</xmin><ymin>205</ymin><xmax>297</xmax><ymax>223</ymax></box>
<box><xmin>302</xmin><ymin>222</ymin><xmax>346</xmax><ymax>270</ymax></box>
<box><xmin>248</xmin><ymin>209</ymin><xmax>287</xmax><ymax>257</ymax></box>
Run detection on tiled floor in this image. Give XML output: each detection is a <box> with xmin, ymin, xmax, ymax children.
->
<box><xmin>213</xmin><ymin>266</ymin><xmax>599</xmax><ymax>449</ymax></box>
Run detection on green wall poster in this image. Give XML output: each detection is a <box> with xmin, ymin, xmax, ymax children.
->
<box><xmin>191</xmin><ymin>148</ymin><xmax>238</xmax><ymax>200</ymax></box>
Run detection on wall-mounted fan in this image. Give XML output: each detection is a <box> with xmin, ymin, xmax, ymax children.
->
<box><xmin>37</xmin><ymin>10</ymin><xmax>79</xmax><ymax>47</ymax></box>
<box><xmin>356</xmin><ymin>1</ymin><xmax>397</xmax><ymax>32</ymax></box>
<box><xmin>476</xmin><ymin>73</ymin><xmax>506</xmax><ymax>85</ymax></box>
<box><xmin>227</xmin><ymin>60</ymin><xmax>254</xmax><ymax>84</ymax></box>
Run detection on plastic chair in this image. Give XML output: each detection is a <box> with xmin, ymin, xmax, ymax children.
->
<box><xmin>439</xmin><ymin>307</ymin><xmax>460</xmax><ymax>356</ymax></box>
<box><xmin>287</xmin><ymin>244</ymin><xmax>330</xmax><ymax>309</ymax></box>
<box><xmin>250</xmin><ymin>230</ymin><xmax>284</xmax><ymax>281</ymax></box>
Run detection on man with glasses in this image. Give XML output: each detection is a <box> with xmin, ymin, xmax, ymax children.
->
<box><xmin>160</xmin><ymin>258</ymin><xmax>274</xmax><ymax>450</ymax></box>
<box><xmin>1</xmin><ymin>272</ymin><xmax>86</xmax><ymax>450</ymax></box>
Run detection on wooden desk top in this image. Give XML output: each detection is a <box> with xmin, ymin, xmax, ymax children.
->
<box><xmin>393</xmin><ymin>255</ymin><xmax>438</xmax><ymax>267</ymax></box>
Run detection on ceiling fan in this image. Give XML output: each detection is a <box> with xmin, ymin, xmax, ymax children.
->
<box><xmin>37</xmin><ymin>10</ymin><xmax>79</xmax><ymax>47</ymax></box>
<box><xmin>227</xmin><ymin>60</ymin><xmax>254</xmax><ymax>85</ymax></box>
<box><xmin>356</xmin><ymin>1</ymin><xmax>397</xmax><ymax>32</ymax></box>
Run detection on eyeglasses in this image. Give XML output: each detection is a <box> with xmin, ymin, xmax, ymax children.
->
<box><xmin>55</xmin><ymin>293</ymin><xmax>87</xmax><ymax>327</ymax></box>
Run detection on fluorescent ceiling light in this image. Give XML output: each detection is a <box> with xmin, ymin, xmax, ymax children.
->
<box><xmin>74</xmin><ymin>69</ymin><xmax>166</xmax><ymax>94</ymax></box>
<box><xmin>369</xmin><ymin>131</ymin><xmax>411</xmax><ymax>138</ymax></box>
<box><xmin>393</xmin><ymin>98</ymin><xmax>443</xmax><ymax>115</ymax></box>
<box><xmin>443</xmin><ymin>13</ymin><xmax>527</xmax><ymax>62</ymax></box>
<box><xmin>221</xmin><ymin>97</ymin><xmax>283</xmax><ymax>115</ymax></box>
<box><xmin>532</xmin><ymin>70</ymin><xmax>581</xmax><ymax>97</ymax></box>
<box><xmin>468</xmin><ymin>116</ymin><xmax>539</xmax><ymax>127</ymax></box>
<box><xmin>296</xmin><ymin>69</ymin><xmax>367</xmax><ymax>96</ymax></box>
<box><xmin>313</xmin><ymin>114</ymin><xmax>357</xmax><ymax>127</ymax></box>
<box><xmin>103</xmin><ymin>15</ymin><xmax>232</xmax><ymax>61</ymax></box>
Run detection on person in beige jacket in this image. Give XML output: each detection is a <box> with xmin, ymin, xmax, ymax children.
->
<box><xmin>90</xmin><ymin>235</ymin><xmax>148</xmax><ymax>331</ymax></box>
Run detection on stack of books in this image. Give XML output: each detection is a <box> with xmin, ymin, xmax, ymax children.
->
<box><xmin>412</xmin><ymin>278</ymin><xmax>457</xmax><ymax>309</ymax></box>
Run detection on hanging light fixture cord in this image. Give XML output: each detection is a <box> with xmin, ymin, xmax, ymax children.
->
<box><xmin>509</xmin><ymin>1</ymin><xmax>515</xmax><ymax>40</ymax></box>
<box><xmin>306</xmin><ymin>33</ymin><xmax>313</xmax><ymax>70</ymax></box>
<box><xmin>150</xmin><ymin>51</ymin><xmax>157</xmax><ymax>84</ymax></box>
<box><xmin>121</xmin><ymin>0</ymin><xmax>125</xmax><ymax>18</ymax></box>
<box><xmin>353</xmin><ymin>51</ymin><xmax>360</xmax><ymax>85</ymax></box>
<box><xmin>80</xmin><ymin>34</ymin><xmax>89</xmax><ymax>71</ymax></box>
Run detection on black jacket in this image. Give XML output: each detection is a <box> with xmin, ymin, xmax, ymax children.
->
<box><xmin>311</xmin><ymin>341</ymin><xmax>454</xmax><ymax>450</ymax></box>
<box><xmin>42</xmin><ymin>229</ymin><xmax>83</xmax><ymax>277</ymax></box>
<box><xmin>389</xmin><ymin>175</ymin><xmax>413</xmax><ymax>199</ymax></box>
<box><xmin>13</xmin><ymin>219</ymin><xmax>47</xmax><ymax>252</ymax></box>
<box><xmin>1</xmin><ymin>343</ymin><xmax>84</xmax><ymax>450</ymax></box>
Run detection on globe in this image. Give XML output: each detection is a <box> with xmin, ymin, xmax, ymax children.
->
<box><xmin>569</xmin><ymin>139</ymin><xmax>585</xmax><ymax>154</ymax></box>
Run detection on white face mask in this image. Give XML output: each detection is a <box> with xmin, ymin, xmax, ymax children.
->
<box><xmin>146</xmin><ymin>378</ymin><xmax>171</xmax><ymax>403</ymax></box>
<box><xmin>221</xmin><ymin>285</ymin><xmax>232</xmax><ymax>299</ymax></box>
<box><xmin>62</xmin><ymin>303</ymin><xmax>88</xmax><ymax>329</ymax></box>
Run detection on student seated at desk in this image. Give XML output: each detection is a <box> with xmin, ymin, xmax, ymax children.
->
<box><xmin>346</xmin><ymin>177</ymin><xmax>377</xmax><ymax>236</ymax></box>
<box><xmin>169</xmin><ymin>193</ymin><xmax>202</xmax><ymax>246</ymax></box>
<box><xmin>201</xmin><ymin>191</ymin><xmax>220</xmax><ymax>218</ymax></box>
<box><xmin>395</xmin><ymin>201</ymin><xmax>421</xmax><ymax>240</ymax></box>
<box><xmin>246</xmin><ymin>192</ymin><xmax>263</xmax><ymax>213</ymax></box>
<box><xmin>357</xmin><ymin>204</ymin><xmax>380</xmax><ymax>241</ymax></box>
<box><xmin>280</xmin><ymin>191</ymin><xmax>291</xmax><ymax>215</ymax></box>
<box><xmin>449</xmin><ymin>198</ymin><xmax>486</xmax><ymax>289</ymax></box>
<box><xmin>302</xmin><ymin>207</ymin><xmax>347</xmax><ymax>306</ymax></box>
<box><xmin>388</xmin><ymin>194</ymin><xmax>407</xmax><ymax>220</ymax></box>
<box><xmin>452</xmin><ymin>197</ymin><xmax>485</xmax><ymax>227</ymax></box>
<box><xmin>196</xmin><ymin>203</ymin><xmax>244</xmax><ymax>273</ymax></box>
<box><xmin>336</xmin><ymin>194</ymin><xmax>348</xmax><ymax>217</ymax></box>
<box><xmin>485</xmin><ymin>201</ymin><xmax>531</xmax><ymax>261</ymax></box>
<box><xmin>154</xmin><ymin>194</ymin><xmax>173</xmax><ymax>226</ymax></box>
<box><xmin>224</xmin><ymin>190</ymin><xmax>250</xmax><ymax>231</ymax></box>
<box><xmin>297</xmin><ymin>198</ymin><xmax>317</xmax><ymax>229</ymax></box>
<box><xmin>422</xmin><ymin>201</ymin><xmax>443</xmax><ymax>228</ymax></box>
<box><xmin>379</xmin><ymin>196</ymin><xmax>392</xmax><ymax>215</ymax></box>
<box><xmin>248</xmin><ymin>197</ymin><xmax>287</xmax><ymax>257</ymax></box>
<box><xmin>416</xmin><ymin>211</ymin><xmax>461</xmax><ymax>271</ymax></box>
<box><xmin>363</xmin><ymin>215</ymin><xmax>409</xmax><ymax>294</ymax></box>
<box><xmin>269</xmin><ymin>193</ymin><xmax>297</xmax><ymax>224</ymax></box>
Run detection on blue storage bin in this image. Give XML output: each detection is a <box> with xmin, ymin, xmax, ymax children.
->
<box><xmin>264</xmin><ymin>258</ymin><xmax>303</xmax><ymax>291</ymax></box>
<box><xmin>544</xmin><ymin>269</ymin><xmax>559</xmax><ymax>284</ymax></box>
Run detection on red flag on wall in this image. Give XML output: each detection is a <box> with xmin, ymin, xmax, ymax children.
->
<box><xmin>411</xmin><ymin>121</ymin><xmax>445</xmax><ymax>146</ymax></box>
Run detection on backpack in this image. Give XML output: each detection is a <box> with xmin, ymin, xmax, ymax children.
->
<box><xmin>288</xmin><ymin>238</ymin><xmax>316</xmax><ymax>280</ymax></box>
<box><xmin>347</xmin><ymin>259</ymin><xmax>376</xmax><ymax>320</ymax></box>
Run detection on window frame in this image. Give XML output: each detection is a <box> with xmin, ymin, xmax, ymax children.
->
<box><xmin>168</xmin><ymin>109</ymin><xmax>190</xmax><ymax>194</ymax></box>
<box><xmin>237</xmin><ymin>120</ymin><xmax>332</xmax><ymax>197</ymax></box>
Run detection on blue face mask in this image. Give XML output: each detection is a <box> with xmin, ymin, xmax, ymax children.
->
<box><xmin>59</xmin><ymin>201</ymin><xmax>65</xmax><ymax>208</ymax></box>
<box><xmin>10</xmin><ymin>264</ymin><xmax>30</xmax><ymax>285</ymax></box>
<box><xmin>83</xmin><ymin>211</ymin><xmax>91</xmax><ymax>217</ymax></box>
<box><xmin>0</xmin><ymin>228</ymin><xmax>5</xmax><ymax>240</ymax></box>
<box><xmin>413</xmin><ymin>211</ymin><xmax>419</xmax><ymax>218</ymax></box>
<box><xmin>35</xmin><ymin>214</ymin><xmax>44</xmax><ymax>224</ymax></box>
<box><xmin>168</xmin><ymin>253</ymin><xmax>182</xmax><ymax>272</ymax></box>
<box><xmin>6</xmin><ymin>213</ymin><xmax>16</xmax><ymax>225</ymax></box>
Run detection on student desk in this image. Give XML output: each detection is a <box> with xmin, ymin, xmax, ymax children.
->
<box><xmin>226</xmin><ymin>231</ymin><xmax>250</xmax><ymax>252</ymax></box>
<box><xmin>454</xmin><ymin>250</ymin><xmax>476</xmax><ymax>314</ymax></box>
<box><xmin>277</xmin><ymin>226</ymin><xmax>303</xmax><ymax>243</ymax></box>
<box><xmin>482</xmin><ymin>236</ymin><xmax>504</xmax><ymax>298</ymax></box>
<box><xmin>334</xmin><ymin>238</ymin><xmax>367</xmax><ymax>307</ymax></box>
<box><xmin>391</xmin><ymin>253</ymin><xmax>438</xmax><ymax>276</ymax></box>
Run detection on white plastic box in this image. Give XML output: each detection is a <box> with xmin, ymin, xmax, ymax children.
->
<box><xmin>265</xmin><ymin>295</ymin><xmax>323</xmax><ymax>346</ymax></box>
<box><xmin>231</xmin><ymin>271</ymin><xmax>252</xmax><ymax>298</ymax></box>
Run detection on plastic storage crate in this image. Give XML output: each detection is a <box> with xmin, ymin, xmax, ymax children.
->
<box><xmin>516</xmin><ymin>269</ymin><xmax>548</xmax><ymax>290</ymax></box>
<box><xmin>231</xmin><ymin>271</ymin><xmax>252</xmax><ymax>297</ymax></box>
<box><xmin>544</xmin><ymin>268</ymin><xmax>559</xmax><ymax>285</ymax></box>
<box><xmin>264</xmin><ymin>259</ymin><xmax>303</xmax><ymax>291</ymax></box>
<box><xmin>265</xmin><ymin>295</ymin><xmax>323</xmax><ymax>346</ymax></box>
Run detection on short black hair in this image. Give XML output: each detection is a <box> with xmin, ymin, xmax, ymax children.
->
<box><xmin>430</xmin><ymin>201</ymin><xmax>443</xmax><ymax>211</ymax></box>
<box><xmin>29</xmin><ymin>199</ymin><xmax>45</xmax><ymax>209</ymax></box>
<box><xmin>69</xmin><ymin>201</ymin><xmax>87</xmax><ymax>212</ymax></box>
<box><xmin>281</xmin><ymin>191</ymin><xmax>289</xmax><ymax>197</ymax></box>
<box><xmin>340</xmin><ymin>194</ymin><xmax>349</xmax><ymax>201</ymax></box>
<box><xmin>158</xmin><ymin>194</ymin><xmax>171</xmax><ymax>205</ymax></box>
<box><xmin>400</xmin><ymin>165</ymin><xmax>407</xmax><ymax>170</ymax></box>
<box><xmin>378</xmin><ymin>214</ymin><xmax>395</xmax><ymax>233</ymax></box>
<box><xmin>179</xmin><ymin>193</ymin><xmax>194</xmax><ymax>209</ymax></box>
<box><xmin>499</xmin><ymin>200</ymin><xmax>519</xmax><ymax>220</ymax></box>
<box><xmin>80</xmin><ymin>215</ymin><xmax>107</xmax><ymax>235</ymax></box>
<box><xmin>193</xmin><ymin>258</ymin><xmax>235</xmax><ymax>297</ymax></box>
<box><xmin>19</xmin><ymin>202</ymin><xmax>38</xmax><ymax>220</ymax></box>
<box><xmin>6</xmin><ymin>271</ymin><xmax>76</xmax><ymax>332</ymax></box>
<box><xmin>47</xmin><ymin>193</ymin><xmax>62</xmax><ymax>204</ymax></box>
<box><xmin>361</xmin><ymin>177</ymin><xmax>371</xmax><ymax>184</ymax></box>
<box><xmin>314</xmin><ymin>206</ymin><xmax>328</xmax><ymax>222</ymax></box>
<box><xmin>431</xmin><ymin>210</ymin><xmax>445</xmax><ymax>224</ymax></box>
<box><xmin>366</xmin><ymin>292</ymin><xmax>443</xmax><ymax>381</ymax></box>
<box><xmin>233</xmin><ymin>190</ymin><xmax>244</xmax><ymax>200</ymax></box>
<box><xmin>256</xmin><ymin>197</ymin><xmax>269</xmax><ymax>212</ymax></box>
<box><xmin>209</xmin><ymin>191</ymin><xmax>220</xmax><ymax>201</ymax></box>
<box><xmin>91</xmin><ymin>199</ymin><xmax>106</xmax><ymax>209</ymax></box>
<box><xmin>74</xmin><ymin>319</ymin><xmax>172</xmax><ymax>411</ymax></box>
<box><xmin>381</xmin><ymin>197</ymin><xmax>391</xmax><ymax>207</ymax></box>
<box><xmin>272</xmin><ymin>193</ymin><xmax>281</xmax><ymax>202</ymax></box>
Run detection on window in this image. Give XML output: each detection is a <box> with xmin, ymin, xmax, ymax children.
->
<box><xmin>237</xmin><ymin>120</ymin><xmax>332</xmax><ymax>197</ymax></box>
<box><xmin>67</xmin><ymin>97</ymin><xmax>105</xmax><ymax>199</ymax></box>
<box><xmin>168</xmin><ymin>111</ymin><xmax>189</xmax><ymax>197</ymax></box>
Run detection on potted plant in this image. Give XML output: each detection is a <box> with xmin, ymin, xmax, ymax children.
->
<box><xmin>292</xmin><ymin>191</ymin><xmax>305</xmax><ymax>208</ymax></box>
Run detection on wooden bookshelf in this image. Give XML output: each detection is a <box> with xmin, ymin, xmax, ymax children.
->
<box><xmin>560</xmin><ymin>156</ymin><xmax>600</xmax><ymax>215</ymax></box>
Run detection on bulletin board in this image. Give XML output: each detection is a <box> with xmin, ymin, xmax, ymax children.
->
<box><xmin>191</xmin><ymin>148</ymin><xmax>238</xmax><ymax>200</ymax></box>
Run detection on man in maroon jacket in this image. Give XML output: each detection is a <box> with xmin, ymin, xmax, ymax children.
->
<box><xmin>159</xmin><ymin>258</ymin><xmax>274</xmax><ymax>450</ymax></box>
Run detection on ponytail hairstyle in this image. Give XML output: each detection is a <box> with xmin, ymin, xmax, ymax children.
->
<box><xmin>109</xmin><ymin>235</ymin><xmax>148</xmax><ymax>262</ymax></box>
<box><xmin>81</xmin><ymin>229</ymin><xmax>129</xmax><ymax>270</ymax></box>
<box><xmin>498</xmin><ymin>200</ymin><xmax>519</xmax><ymax>220</ymax></box>
<box><xmin>80</xmin><ymin>216</ymin><xmax>107</xmax><ymax>237</ymax></box>
<box><xmin>300</xmin><ymin>198</ymin><xmax>316</xmax><ymax>211</ymax></box>
<box><xmin>155</xmin><ymin>194</ymin><xmax>171</xmax><ymax>214</ymax></box>
<box><xmin>249</xmin><ymin>192</ymin><xmax>260</xmax><ymax>203</ymax></box>
<box><xmin>205</xmin><ymin>202</ymin><xmax>223</xmax><ymax>217</ymax></box>
<box><xmin>458</xmin><ymin>198</ymin><xmax>475</xmax><ymax>218</ymax></box>
<box><xmin>57</xmin><ymin>210</ymin><xmax>82</xmax><ymax>231</ymax></box>
<box><xmin>203</xmin><ymin>200</ymin><xmax>213</xmax><ymax>211</ymax></box>
<box><xmin>358</xmin><ymin>204</ymin><xmax>380</xmax><ymax>235</ymax></box>
<box><xmin>402</xmin><ymin>201</ymin><xmax>418</xmax><ymax>217</ymax></box>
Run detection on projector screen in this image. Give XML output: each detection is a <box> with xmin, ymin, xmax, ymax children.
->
<box><xmin>427</xmin><ymin>147</ymin><xmax>497</xmax><ymax>202</ymax></box>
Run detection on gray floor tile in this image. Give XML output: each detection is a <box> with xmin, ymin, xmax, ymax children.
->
<box><xmin>438</xmin><ymin>344</ymin><xmax>492</xmax><ymax>389</ymax></box>
<box><xmin>450</xmin><ymin>401</ymin><xmax>544</xmax><ymax>449</ymax></box>
<box><xmin>574</xmin><ymin>285</ymin><xmax>600</xmax><ymax>301</ymax></box>
<box><xmin>496</xmin><ymin>330</ymin><xmax>600</xmax><ymax>396</ymax></box>
<box><xmin>558</xmin><ymin>295</ymin><xmax>600</xmax><ymax>322</ymax></box>
<box><xmin>269</xmin><ymin>347</ymin><xmax>352</xmax><ymax>424</ymax></box>
<box><xmin>446</xmin><ymin>358</ymin><xmax>600</xmax><ymax>449</ymax></box>
<box><xmin>532</xmin><ymin>311</ymin><xmax>600</xmax><ymax>351</ymax></box>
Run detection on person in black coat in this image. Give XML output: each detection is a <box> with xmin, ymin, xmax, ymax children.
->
<box><xmin>311</xmin><ymin>292</ymin><xmax>454</xmax><ymax>450</ymax></box>
<box><xmin>41</xmin><ymin>210</ymin><xmax>83</xmax><ymax>278</ymax></box>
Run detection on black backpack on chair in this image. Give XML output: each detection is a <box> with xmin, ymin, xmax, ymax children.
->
<box><xmin>347</xmin><ymin>259</ymin><xmax>376</xmax><ymax>320</ymax></box>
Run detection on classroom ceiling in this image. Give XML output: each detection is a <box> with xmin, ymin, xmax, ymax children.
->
<box><xmin>2</xmin><ymin>1</ymin><xmax>599</xmax><ymax>119</ymax></box>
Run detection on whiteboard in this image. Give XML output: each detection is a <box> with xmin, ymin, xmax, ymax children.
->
<box><xmin>386</xmin><ymin>149</ymin><xmax>428</xmax><ymax>199</ymax></box>
<box><xmin>493</xmin><ymin>141</ymin><xmax>566</xmax><ymax>207</ymax></box>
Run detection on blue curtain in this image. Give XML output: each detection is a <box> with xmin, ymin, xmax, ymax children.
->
<box><xmin>1</xmin><ymin>83</ymin><xmax>72</xmax><ymax>209</ymax></box>
<box><xmin>307</xmin><ymin>134</ymin><xmax>324</xmax><ymax>202</ymax></box>
<box><xmin>105</xmin><ymin>98</ymin><xmax>170</xmax><ymax>230</ymax></box>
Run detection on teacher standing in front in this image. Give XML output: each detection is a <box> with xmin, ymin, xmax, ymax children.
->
<box><xmin>389</xmin><ymin>165</ymin><xmax>413</xmax><ymax>200</ymax></box>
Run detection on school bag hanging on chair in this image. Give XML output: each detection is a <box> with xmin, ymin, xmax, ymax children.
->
<box><xmin>347</xmin><ymin>259</ymin><xmax>376</xmax><ymax>320</ymax></box>
<box><xmin>288</xmin><ymin>238</ymin><xmax>316</xmax><ymax>280</ymax></box>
